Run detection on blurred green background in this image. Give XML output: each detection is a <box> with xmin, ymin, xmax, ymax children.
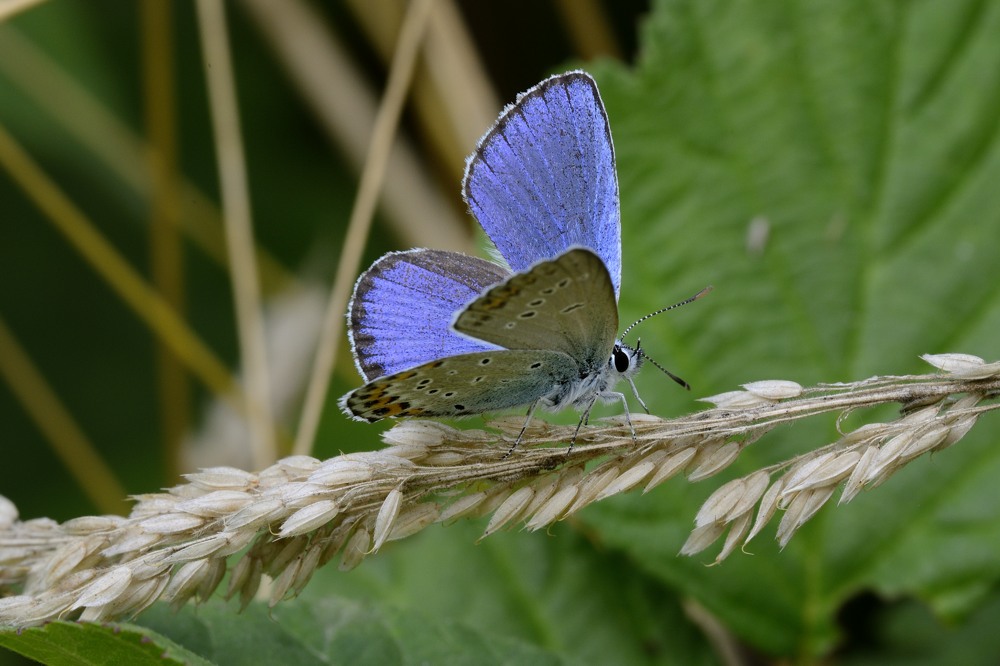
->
<box><xmin>3</xmin><ymin>0</ymin><xmax>1000</xmax><ymax>663</ymax></box>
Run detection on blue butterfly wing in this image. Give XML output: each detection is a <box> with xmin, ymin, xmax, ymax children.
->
<box><xmin>348</xmin><ymin>249</ymin><xmax>509</xmax><ymax>380</ymax></box>
<box><xmin>462</xmin><ymin>71</ymin><xmax>621</xmax><ymax>297</ymax></box>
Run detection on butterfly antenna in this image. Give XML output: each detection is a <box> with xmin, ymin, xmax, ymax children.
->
<box><xmin>620</xmin><ymin>286</ymin><xmax>713</xmax><ymax>341</ymax></box>
<box><xmin>635</xmin><ymin>339</ymin><xmax>690</xmax><ymax>390</ymax></box>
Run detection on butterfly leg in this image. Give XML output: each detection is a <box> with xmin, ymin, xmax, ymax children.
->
<box><xmin>571</xmin><ymin>398</ymin><xmax>600</xmax><ymax>453</ymax></box>
<box><xmin>602</xmin><ymin>391</ymin><xmax>637</xmax><ymax>443</ymax></box>
<box><xmin>504</xmin><ymin>399</ymin><xmax>542</xmax><ymax>458</ymax></box>
<box><xmin>625</xmin><ymin>377</ymin><xmax>650</xmax><ymax>414</ymax></box>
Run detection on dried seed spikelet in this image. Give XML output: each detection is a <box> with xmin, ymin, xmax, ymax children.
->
<box><xmin>921</xmin><ymin>353</ymin><xmax>1000</xmax><ymax>379</ymax></box>
<box><xmin>237</xmin><ymin>557</ymin><xmax>263</xmax><ymax>611</ymax></box>
<box><xmin>680</xmin><ymin>522</ymin><xmax>726</xmax><ymax>556</ymax></box>
<box><xmin>100</xmin><ymin>530</ymin><xmax>160</xmax><ymax>558</ymax></box>
<box><xmin>224</xmin><ymin>498</ymin><xmax>285</xmax><ymax>531</ymax></box>
<box><xmin>197</xmin><ymin>558</ymin><xmax>227</xmax><ymax>602</ymax></box>
<box><xmin>72</xmin><ymin>566</ymin><xmax>133</xmax><ymax>610</ymax></box>
<box><xmin>60</xmin><ymin>515</ymin><xmax>126</xmax><ymax>535</ymax></box>
<box><xmin>270</xmin><ymin>482</ymin><xmax>330</xmax><ymax>510</ymax></box>
<box><xmin>938</xmin><ymin>414</ymin><xmax>977</xmax><ymax>451</ymax></box>
<box><xmin>39</xmin><ymin>536</ymin><xmax>108</xmax><ymax>589</ymax></box>
<box><xmin>98</xmin><ymin>574</ymin><xmax>169</xmax><ymax>620</ymax></box>
<box><xmin>163</xmin><ymin>534</ymin><xmax>232</xmax><ymax>563</ymax></box>
<box><xmin>566</xmin><ymin>464</ymin><xmax>620</xmax><ymax>515</ymax></box>
<box><xmin>308</xmin><ymin>459</ymin><xmax>374</xmax><ymax>487</ymax></box>
<box><xmin>273</xmin><ymin>455</ymin><xmax>321</xmax><ymax>476</ymax></box>
<box><xmin>776</xmin><ymin>486</ymin><xmax>836</xmax><ymax>549</ymax></box>
<box><xmin>839</xmin><ymin>445</ymin><xmax>880</xmax><ymax>504</ymax></box>
<box><xmin>695</xmin><ymin>471</ymin><xmax>770</xmax><ymax>530</ymax></box>
<box><xmin>184</xmin><ymin>467</ymin><xmax>258</xmax><ymax>492</ymax></box>
<box><xmin>380</xmin><ymin>442</ymin><xmax>430</xmax><ymax>462</ymax></box>
<box><xmin>139</xmin><ymin>512</ymin><xmax>206</xmax><ymax>535</ymax></box>
<box><xmin>386</xmin><ymin>503</ymin><xmax>440</xmax><ymax>542</ymax></box>
<box><xmin>269</xmin><ymin>555</ymin><xmax>302</xmax><ymax>607</ymax></box>
<box><xmin>746</xmin><ymin>478</ymin><xmax>785</xmax><ymax>544</ymax></box>
<box><xmin>716</xmin><ymin>511</ymin><xmax>753</xmax><ymax>562</ymax></box>
<box><xmin>592</xmin><ymin>451</ymin><xmax>668</xmax><ymax>503</ymax></box>
<box><xmin>162</xmin><ymin>559</ymin><xmax>213</xmax><ymax>609</ymax></box>
<box><xmin>339</xmin><ymin>527</ymin><xmax>371</xmax><ymax>572</ymax></box>
<box><xmin>214</xmin><ymin>528</ymin><xmax>259</xmax><ymax>557</ymax></box>
<box><xmin>437</xmin><ymin>492</ymin><xmax>488</xmax><ymax>524</ymax></box>
<box><xmin>864</xmin><ymin>431</ymin><xmax>917</xmax><ymax>484</ymax></box>
<box><xmin>644</xmin><ymin>447</ymin><xmax>698</xmax><ymax>493</ymax></box>
<box><xmin>898</xmin><ymin>425</ymin><xmax>949</xmax><ymax>461</ymax></box>
<box><xmin>839</xmin><ymin>423</ymin><xmax>889</xmax><ymax>447</ymax></box>
<box><xmin>372</xmin><ymin>487</ymin><xmax>404</xmax><ymax>553</ymax></box>
<box><xmin>381</xmin><ymin>420</ymin><xmax>454</xmax><ymax>446</ymax></box>
<box><xmin>524</xmin><ymin>474</ymin><xmax>564</xmax><ymax>516</ymax></box>
<box><xmin>525</xmin><ymin>486</ymin><xmax>579</xmax><ymax>531</ymax></box>
<box><xmin>465</xmin><ymin>485</ymin><xmax>518</xmax><ymax>520</ymax></box>
<box><xmin>688</xmin><ymin>441</ymin><xmax>742</xmax><ymax>481</ymax></box>
<box><xmin>483</xmin><ymin>486</ymin><xmax>535</xmax><ymax>538</ymax></box>
<box><xmin>318</xmin><ymin>522</ymin><xmax>355</xmax><ymax>567</ymax></box>
<box><xmin>175</xmin><ymin>490</ymin><xmax>252</xmax><ymax>517</ymax></box>
<box><xmin>421</xmin><ymin>451</ymin><xmax>468</xmax><ymax>466</ymax></box>
<box><xmin>225</xmin><ymin>553</ymin><xmax>257</xmax><ymax>600</ymax></box>
<box><xmin>792</xmin><ymin>450</ymin><xmax>862</xmax><ymax>495</ymax></box>
<box><xmin>291</xmin><ymin>544</ymin><xmax>323</xmax><ymax>597</ymax></box>
<box><xmin>266</xmin><ymin>537</ymin><xmax>308</xmax><ymax>577</ymax></box>
<box><xmin>780</xmin><ymin>453</ymin><xmax>836</xmax><ymax>496</ymax></box>
<box><xmin>695</xmin><ymin>478</ymin><xmax>746</xmax><ymax>528</ymax></box>
<box><xmin>699</xmin><ymin>390</ymin><xmax>772</xmax><ymax>409</ymax></box>
<box><xmin>278</xmin><ymin>499</ymin><xmax>341</xmax><ymax>538</ymax></box>
<box><xmin>522</xmin><ymin>466</ymin><xmax>584</xmax><ymax>518</ymax></box>
<box><xmin>741</xmin><ymin>380</ymin><xmax>803</xmax><ymax>400</ymax></box>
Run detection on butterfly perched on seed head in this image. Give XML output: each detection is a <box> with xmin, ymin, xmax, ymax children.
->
<box><xmin>340</xmin><ymin>71</ymin><xmax>707</xmax><ymax>448</ymax></box>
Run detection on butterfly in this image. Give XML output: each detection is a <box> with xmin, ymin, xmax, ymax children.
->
<box><xmin>340</xmin><ymin>71</ymin><xmax>707</xmax><ymax>451</ymax></box>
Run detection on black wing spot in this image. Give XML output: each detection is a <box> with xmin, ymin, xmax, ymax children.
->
<box><xmin>444</xmin><ymin>391</ymin><xmax>456</xmax><ymax>398</ymax></box>
<box><xmin>557</xmin><ymin>278</ymin><xmax>571</xmax><ymax>288</ymax></box>
<box><xmin>454</xmin><ymin>404</ymin><xmax>466</xmax><ymax>411</ymax></box>
<box><xmin>561</xmin><ymin>303</ymin><xmax>584</xmax><ymax>313</ymax></box>
<box><xmin>519</xmin><ymin>311</ymin><xmax>537</xmax><ymax>319</ymax></box>
<box><xmin>529</xmin><ymin>362</ymin><xmax>543</xmax><ymax>369</ymax></box>
<box><xmin>479</xmin><ymin>358</ymin><xmax>491</xmax><ymax>365</ymax></box>
<box><xmin>427</xmin><ymin>389</ymin><xmax>439</xmax><ymax>395</ymax></box>
<box><xmin>528</xmin><ymin>299</ymin><xmax>545</xmax><ymax>307</ymax></box>
<box><xmin>473</xmin><ymin>376</ymin><xmax>484</xmax><ymax>383</ymax></box>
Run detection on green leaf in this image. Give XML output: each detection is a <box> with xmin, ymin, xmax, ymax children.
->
<box><xmin>575</xmin><ymin>0</ymin><xmax>1000</xmax><ymax>657</ymax></box>
<box><xmin>135</xmin><ymin>594</ymin><xmax>567</xmax><ymax>666</ymax></box>
<box><xmin>293</xmin><ymin>521</ymin><xmax>715</xmax><ymax>665</ymax></box>
<box><xmin>0</xmin><ymin>620</ymin><xmax>212</xmax><ymax>666</ymax></box>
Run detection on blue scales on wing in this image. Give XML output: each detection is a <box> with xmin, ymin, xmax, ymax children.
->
<box><xmin>347</xmin><ymin>249</ymin><xmax>509</xmax><ymax>380</ymax></box>
<box><xmin>462</xmin><ymin>71</ymin><xmax>621</xmax><ymax>298</ymax></box>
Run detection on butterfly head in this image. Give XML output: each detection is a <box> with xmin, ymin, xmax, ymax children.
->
<box><xmin>610</xmin><ymin>340</ymin><xmax>644</xmax><ymax>380</ymax></box>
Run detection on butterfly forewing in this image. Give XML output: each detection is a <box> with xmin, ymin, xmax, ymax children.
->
<box><xmin>341</xmin><ymin>349</ymin><xmax>578</xmax><ymax>421</ymax></box>
<box><xmin>348</xmin><ymin>249</ymin><xmax>509</xmax><ymax>380</ymax></box>
<box><xmin>453</xmin><ymin>248</ymin><xmax>618</xmax><ymax>372</ymax></box>
<box><xmin>463</xmin><ymin>72</ymin><xmax>621</xmax><ymax>296</ymax></box>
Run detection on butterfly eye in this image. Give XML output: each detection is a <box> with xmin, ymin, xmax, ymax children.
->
<box><xmin>613</xmin><ymin>347</ymin><xmax>630</xmax><ymax>373</ymax></box>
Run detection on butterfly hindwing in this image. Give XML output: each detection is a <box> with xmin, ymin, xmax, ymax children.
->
<box><xmin>340</xmin><ymin>349</ymin><xmax>578</xmax><ymax>422</ymax></box>
<box><xmin>463</xmin><ymin>71</ymin><xmax>621</xmax><ymax>296</ymax></box>
<box><xmin>348</xmin><ymin>249</ymin><xmax>510</xmax><ymax>380</ymax></box>
<box><xmin>453</xmin><ymin>248</ymin><xmax>618</xmax><ymax>372</ymax></box>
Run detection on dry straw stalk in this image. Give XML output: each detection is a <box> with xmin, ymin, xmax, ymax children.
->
<box><xmin>1</xmin><ymin>353</ymin><xmax>998</xmax><ymax>627</ymax></box>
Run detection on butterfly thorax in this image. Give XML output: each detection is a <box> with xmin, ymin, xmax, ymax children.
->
<box><xmin>543</xmin><ymin>340</ymin><xmax>644</xmax><ymax>412</ymax></box>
